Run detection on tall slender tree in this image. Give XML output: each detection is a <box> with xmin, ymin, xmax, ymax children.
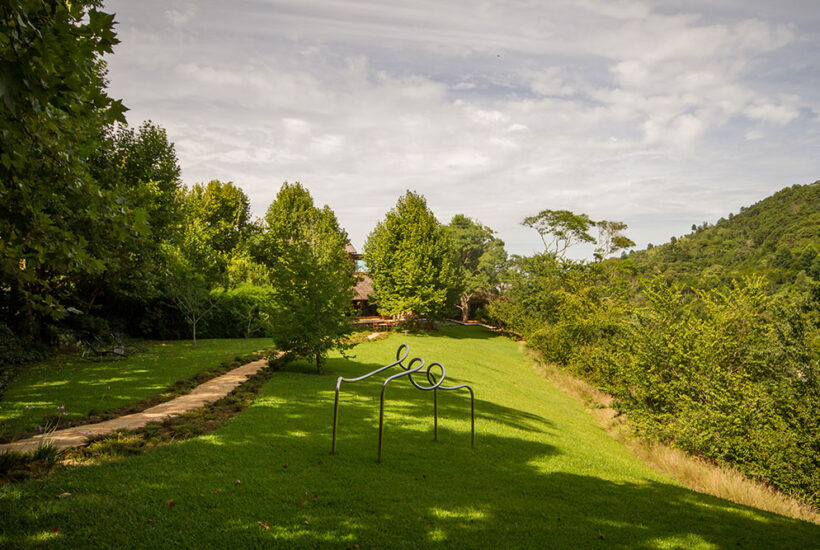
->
<box><xmin>594</xmin><ymin>220</ymin><xmax>635</xmax><ymax>260</ymax></box>
<box><xmin>447</xmin><ymin>215</ymin><xmax>508</xmax><ymax>322</ymax></box>
<box><xmin>364</xmin><ymin>191</ymin><xmax>459</xmax><ymax>324</ymax></box>
<box><xmin>264</xmin><ymin>183</ymin><xmax>355</xmax><ymax>373</ymax></box>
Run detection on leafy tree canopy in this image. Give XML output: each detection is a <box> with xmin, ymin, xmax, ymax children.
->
<box><xmin>0</xmin><ymin>0</ymin><xmax>127</xmax><ymax>339</ymax></box>
<box><xmin>79</xmin><ymin>121</ymin><xmax>184</xmax><ymax>307</ymax></box>
<box><xmin>184</xmin><ymin>180</ymin><xmax>251</xmax><ymax>255</ymax></box>
<box><xmin>94</xmin><ymin>121</ymin><xmax>183</xmax><ymax>241</ymax></box>
<box><xmin>447</xmin><ymin>214</ymin><xmax>508</xmax><ymax>321</ymax></box>
<box><xmin>594</xmin><ymin>220</ymin><xmax>636</xmax><ymax>261</ymax></box>
<box><xmin>523</xmin><ymin>209</ymin><xmax>595</xmax><ymax>258</ymax></box>
<box><xmin>364</xmin><ymin>191</ymin><xmax>459</xmax><ymax>322</ymax></box>
<box><xmin>264</xmin><ymin>182</ymin><xmax>355</xmax><ymax>373</ymax></box>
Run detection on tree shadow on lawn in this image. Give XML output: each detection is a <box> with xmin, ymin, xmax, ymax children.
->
<box><xmin>319</xmin><ymin>356</ymin><xmax>554</xmax><ymax>436</ymax></box>
<box><xmin>432</xmin><ymin>324</ymin><xmax>497</xmax><ymax>340</ymax></box>
<box><xmin>1</xmin><ymin>367</ymin><xmax>817</xmax><ymax>549</ymax></box>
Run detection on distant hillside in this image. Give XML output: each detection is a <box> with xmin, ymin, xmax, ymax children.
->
<box><xmin>627</xmin><ymin>181</ymin><xmax>820</xmax><ymax>291</ymax></box>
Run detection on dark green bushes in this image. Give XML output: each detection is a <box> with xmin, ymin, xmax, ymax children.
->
<box><xmin>201</xmin><ymin>285</ymin><xmax>275</xmax><ymax>339</ymax></box>
<box><xmin>577</xmin><ymin>279</ymin><xmax>818</xmax><ymax>505</ymax></box>
<box><xmin>488</xmin><ymin>255</ymin><xmax>819</xmax><ymax>507</ymax></box>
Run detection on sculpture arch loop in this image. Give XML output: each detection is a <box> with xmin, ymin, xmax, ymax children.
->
<box><xmin>331</xmin><ymin>344</ymin><xmax>475</xmax><ymax>462</ymax></box>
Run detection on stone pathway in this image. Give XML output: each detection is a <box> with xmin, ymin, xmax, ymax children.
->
<box><xmin>0</xmin><ymin>358</ymin><xmax>270</xmax><ymax>454</ymax></box>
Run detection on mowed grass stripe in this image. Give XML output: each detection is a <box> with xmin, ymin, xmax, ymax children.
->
<box><xmin>1</xmin><ymin>326</ymin><xmax>816</xmax><ymax>548</ymax></box>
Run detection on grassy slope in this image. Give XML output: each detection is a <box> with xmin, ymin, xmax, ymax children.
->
<box><xmin>0</xmin><ymin>338</ymin><xmax>270</xmax><ymax>440</ymax></box>
<box><xmin>1</xmin><ymin>327</ymin><xmax>816</xmax><ymax>548</ymax></box>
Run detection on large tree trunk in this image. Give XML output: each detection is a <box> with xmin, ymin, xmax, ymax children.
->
<box><xmin>315</xmin><ymin>351</ymin><xmax>323</xmax><ymax>374</ymax></box>
<box><xmin>459</xmin><ymin>293</ymin><xmax>471</xmax><ymax>323</ymax></box>
<box><xmin>192</xmin><ymin>318</ymin><xmax>197</xmax><ymax>347</ymax></box>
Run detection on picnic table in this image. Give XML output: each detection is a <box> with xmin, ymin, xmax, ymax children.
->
<box><xmin>373</xmin><ymin>319</ymin><xmax>397</xmax><ymax>331</ymax></box>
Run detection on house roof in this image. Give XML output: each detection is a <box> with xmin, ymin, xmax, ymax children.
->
<box><xmin>346</xmin><ymin>242</ymin><xmax>363</xmax><ymax>261</ymax></box>
<box><xmin>353</xmin><ymin>273</ymin><xmax>373</xmax><ymax>301</ymax></box>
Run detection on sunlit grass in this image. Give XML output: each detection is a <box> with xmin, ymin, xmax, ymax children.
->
<box><xmin>0</xmin><ymin>338</ymin><xmax>270</xmax><ymax>441</ymax></box>
<box><xmin>0</xmin><ymin>326</ymin><xmax>817</xmax><ymax>548</ymax></box>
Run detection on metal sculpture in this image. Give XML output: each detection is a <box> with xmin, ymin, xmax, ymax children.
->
<box><xmin>331</xmin><ymin>344</ymin><xmax>475</xmax><ymax>461</ymax></box>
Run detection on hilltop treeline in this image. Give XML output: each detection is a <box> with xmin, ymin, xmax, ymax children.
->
<box><xmin>487</xmin><ymin>183</ymin><xmax>819</xmax><ymax>507</ymax></box>
<box><xmin>630</xmin><ymin>182</ymin><xmax>820</xmax><ymax>291</ymax></box>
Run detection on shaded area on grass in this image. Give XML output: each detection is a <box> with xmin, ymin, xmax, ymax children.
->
<box><xmin>1</xmin><ymin>326</ymin><xmax>817</xmax><ymax>548</ymax></box>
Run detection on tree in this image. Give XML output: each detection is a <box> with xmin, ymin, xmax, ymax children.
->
<box><xmin>184</xmin><ymin>180</ymin><xmax>251</xmax><ymax>255</ymax></box>
<box><xmin>264</xmin><ymin>183</ymin><xmax>355</xmax><ymax>373</ymax></box>
<box><xmin>0</xmin><ymin>1</ymin><xmax>127</xmax><ymax>341</ymax></box>
<box><xmin>447</xmin><ymin>215</ymin><xmax>507</xmax><ymax>322</ymax></box>
<box><xmin>364</xmin><ymin>191</ymin><xmax>459</xmax><ymax>324</ymax></box>
<box><xmin>93</xmin><ymin>121</ymin><xmax>183</xmax><ymax>241</ymax></box>
<box><xmin>81</xmin><ymin>121</ymin><xmax>183</xmax><ymax>308</ymax></box>
<box><xmin>163</xmin><ymin>245</ymin><xmax>216</xmax><ymax>347</ymax></box>
<box><xmin>594</xmin><ymin>220</ymin><xmax>636</xmax><ymax>261</ymax></box>
<box><xmin>229</xmin><ymin>285</ymin><xmax>273</xmax><ymax>338</ymax></box>
<box><xmin>522</xmin><ymin>209</ymin><xmax>595</xmax><ymax>258</ymax></box>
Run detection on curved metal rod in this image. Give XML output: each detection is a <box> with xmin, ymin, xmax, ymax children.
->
<box><xmin>423</xmin><ymin>364</ymin><xmax>474</xmax><ymax>447</ymax></box>
<box><xmin>332</xmin><ymin>344</ymin><xmax>411</xmax><ymax>454</ymax></box>
<box><xmin>332</xmin><ymin>343</ymin><xmax>476</xmax><ymax>459</ymax></box>
<box><xmin>434</xmin><ymin>383</ymin><xmax>475</xmax><ymax>449</ymax></box>
<box><xmin>407</xmin><ymin>362</ymin><xmax>446</xmax><ymax>391</ymax></box>
<box><xmin>378</xmin><ymin>357</ymin><xmax>425</xmax><ymax>461</ymax></box>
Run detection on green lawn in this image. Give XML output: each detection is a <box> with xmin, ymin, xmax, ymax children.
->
<box><xmin>0</xmin><ymin>338</ymin><xmax>271</xmax><ymax>441</ymax></box>
<box><xmin>1</xmin><ymin>326</ymin><xmax>816</xmax><ymax>548</ymax></box>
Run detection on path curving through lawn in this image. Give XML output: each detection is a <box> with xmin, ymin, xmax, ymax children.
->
<box><xmin>0</xmin><ymin>359</ymin><xmax>268</xmax><ymax>454</ymax></box>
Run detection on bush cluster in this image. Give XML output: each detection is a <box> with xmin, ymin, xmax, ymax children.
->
<box><xmin>488</xmin><ymin>257</ymin><xmax>819</xmax><ymax>507</ymax></box>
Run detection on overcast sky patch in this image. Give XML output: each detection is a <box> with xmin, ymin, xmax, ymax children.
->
<box><xmin>105</xmin><ymin>0</ymin><xmax>820</xmax><ymax>257</ymax></box>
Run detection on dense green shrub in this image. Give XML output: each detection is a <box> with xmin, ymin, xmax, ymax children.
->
<box><xmin>201</xmin><ymin>285</ymin><xmax>275</xmax><ymax>339</ymax></box>
<box><xmin>490</xmin><ymin>252</ymin><xmax>819</xmax><ymax>506</ymax></box>
<box><xmin>570</xmin><ymin>279</ymin><xmax>819</xmax><ymax>504</ymax></box>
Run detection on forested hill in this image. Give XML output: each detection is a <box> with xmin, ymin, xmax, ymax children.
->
<box><xmin>626</xmin><ymin>181</ymin><xmax>820</xmax><ymax>290</ymax></box>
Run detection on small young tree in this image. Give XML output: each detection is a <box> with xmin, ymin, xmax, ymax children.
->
<box><xmin>228</xmin><ymin>285</ymin><xmax>273</xmax><ymax>338</ymax></box>
<box><xmin>364</xmin><ymin>191</ymin><xmax>459</xmax><ymax>323</ymax></box>
<box><xmin>264</xmin><ymin>183</ymin><xmax>355</xmax><ymax>373</ymax></box>
<box><xmin>446</xmin><ymin>215</ymin><xmax>508</xmax><ymax>322</ymax></box>
<box><xmin>164</xmin><ymin>246</ymin><xmax>215</xmax><ymax>347</ymax></box>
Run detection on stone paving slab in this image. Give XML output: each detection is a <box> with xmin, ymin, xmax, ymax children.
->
<box><xmin>0</xmin><ymin>358</ymin><xmax>270</xmax><ymax>454</ymax></box>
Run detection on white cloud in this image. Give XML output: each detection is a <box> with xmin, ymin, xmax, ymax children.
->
<box><xmin>743</xmin><ymin>99</ymin><xmax>800</xmax><ymax>126</ymax></box>
<box><xmin>105</xmin><ymin>0</ymin><xmax>820</xmax><ymax>256</ymax></box>
<box><xmin>164</xmin><ymin>4</ymin><xmax>196</xmax><ymax>27</ymax></box>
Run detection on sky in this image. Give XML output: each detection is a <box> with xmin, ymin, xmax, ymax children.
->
<box><xmin>104</xmin><ymin>0</ymin><xmax>820</xmax><ymax>258</ymax></box>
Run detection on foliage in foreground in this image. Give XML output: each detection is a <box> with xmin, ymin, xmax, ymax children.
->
<box><xmin>0</xmin><ymin>0</ymin><xmax>126</xmax><ymax>343</ymax></box>
<box><xmin>591</xmin><ymin>279</ymin><xmax>819</xmax><ymax>505</ymax></box>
